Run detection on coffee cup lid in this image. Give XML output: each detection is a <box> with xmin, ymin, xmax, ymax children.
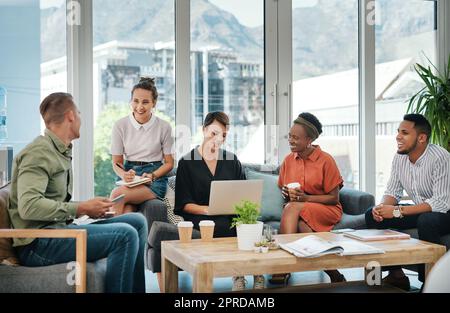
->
<box><xmin>199</xmin><ymin>220</ymin><xmax>215</xmax><ymax>227</ymax></box>
<box><xmin>287</xmin><ymin>182</ymin><xmax>301</xmax><ymax>188</ymax></box>
<box><xmin>177</xmin><ymin>221</ymin><xmax>193</xmax><ymax>227</ymax></box>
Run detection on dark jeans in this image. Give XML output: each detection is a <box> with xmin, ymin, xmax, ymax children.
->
<box><xmin>365</xmin><ymin>207</ymin><xmax>450</xmax><ymax>282</ymax></box>
<box><xmin>16</xmin><ymin>213</ymin><xmax>148</xmax><ymax>293</ymax></box>
<box><xmin>180</xmin><ymin>212</ymin><xmax>237</xmax><ymax>237</ymax></box>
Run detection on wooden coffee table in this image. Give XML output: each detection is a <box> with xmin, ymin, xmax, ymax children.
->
<box><xmin>161</xmin><ymin>232</ymin><xmax>446</xmax><ymax>293</ymax></box>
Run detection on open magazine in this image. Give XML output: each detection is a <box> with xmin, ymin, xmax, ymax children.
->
<box><xmin>279</xmin><ymin>235</ymin><xmax>385</xmax><ymax>258</ymax></box>
<box><xmin>115</xmin><ymin>175</ymin><xmax>152</xmax><ymax>188</ymax></box>
<box><xmin>72</xmin><ymin>215</ymin><xmax>105</xmax><ymax>226</ymax></box>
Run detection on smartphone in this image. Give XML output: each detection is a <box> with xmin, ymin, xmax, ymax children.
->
<box><xmin>104</xmin><ymin>211</ymin><xmax>116</xmax><ymax>218</ymax></box>
<box><xmin>111</xmin><ymin>194</ymin><xmax>125</xmax><ymax>204</ymax></box>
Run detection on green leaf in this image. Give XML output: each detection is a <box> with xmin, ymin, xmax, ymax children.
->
<box><xmin>230</xmin><ymin>200</ymin><xmax>261</xmax><ymax>228</ymax></box>
<box><xmin>408</xmin><ymin>54</ymin><xmax>450</xmax><ymax>152</ymax></box>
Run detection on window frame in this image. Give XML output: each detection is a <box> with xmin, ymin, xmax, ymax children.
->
<box><xmin>67</xmin><ymin>0</ymin><xmax>442</xmax><ymax>200</ymax></box>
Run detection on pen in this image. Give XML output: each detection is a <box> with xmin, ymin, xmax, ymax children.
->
<box><xmin>115</xmin><ymin>162</ymin><xmax>125</xmax><ymax>171</ymax></box>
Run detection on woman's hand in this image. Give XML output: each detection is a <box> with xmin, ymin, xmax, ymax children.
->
<box><xmin>281</xmin><ymin>186</ymin><xmax>290</xmax><ymax>201</ymax></box>
<box><xmin>288</xmin><ymin>188</ymin><xmax>308</xmax><ymax>202</ymax></box>
<box><xmin>123</xmin><ymin>169</ymin><xmax>136</xmax><ymax>183</ymax></box>
<box><xmin>141</xmin><ymin>172</ymin><xmax>154</xmax><ymax>185</ymax></box>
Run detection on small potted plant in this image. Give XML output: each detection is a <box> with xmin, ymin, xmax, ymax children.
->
<box><xmin>254</xmin><ymin>239</ymin><xmax>270</xmax><ymax>253</ymax></box>
<box><xmin>231</xmin><ymin>200</ymin><xmax>263</xmax><ymax>251</ymax></box>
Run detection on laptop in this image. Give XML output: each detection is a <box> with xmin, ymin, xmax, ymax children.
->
<box><xmin>207</xmin><ymin>180</ymin><xmax>264</xmax><ymax>216</ymax></box>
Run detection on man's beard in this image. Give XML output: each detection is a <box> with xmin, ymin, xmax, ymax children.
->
<box><xmin>397</xmin><ymin>140</ymin><xmax>417</xmax><ymax>155</ymax></box>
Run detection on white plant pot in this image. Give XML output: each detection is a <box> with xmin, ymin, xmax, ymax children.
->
<box><xmin>236</xmin><ymin>221</ymin><xmax>264</xmax><ymax>251</ymax></box>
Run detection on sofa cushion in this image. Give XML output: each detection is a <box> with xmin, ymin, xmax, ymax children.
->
<box><xmin>0</xmin><ymin>259</ymin><xmax>106</xmax><ymax>293</ymax></box>
<box><xmin>245</xmin><ymin>169</ymin><xmax>284</xmax><ymax>222</ymax></box>
<box><xmin>339</xmin><ymin>188</ymin><xmax>375</xmax><ymax>216</ymax></box>
<box><xmin>163</xmin><ymin>176</ymin><xmax>184</xmax><ymax>225</ymax></box>
<box><xmin>0</xmin><ymin>186</ymin><xmax>19</xmax><ymax>266</ymax></box>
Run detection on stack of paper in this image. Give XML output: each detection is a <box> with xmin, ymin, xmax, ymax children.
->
<box><xmin>115</xmin><ymin>176</ymin><xmax>152</xmax><ymax>188</ymax></box>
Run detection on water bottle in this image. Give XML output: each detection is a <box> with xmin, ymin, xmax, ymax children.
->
<box><xmin>0</xmin><ymin>86</ymin><xmax>7</xmax><ymax>142</ymax></box>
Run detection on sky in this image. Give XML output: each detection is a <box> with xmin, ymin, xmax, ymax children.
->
<box><xmin>210</xmin><ymin>0</ymin><xmax>319</xmax><ymax>27</ymax></box>
<box><xmin>40</xmin><ymin>0</ymin><xmax>320</xmax><ymax>28</ymax></box>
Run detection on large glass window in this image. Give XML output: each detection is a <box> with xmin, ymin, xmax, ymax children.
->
<box><xmin>190</xmin><ymin>0</ymin><xmax>265</xmax><ymax>164</ymax></box>
<box><xmin>41</xmin><ymin>0</ymin><xmax>67</xmax><ymax>131</ymax></box>
<box><xmin>375</xmin><ymin>0</ymin><xmax>436</xmax><ymax>200</ymax></box>
<box><xmin>291</xmin><ymin>0</ymin><xmax>360</xmax><ymax>189</ymax></box>
<box><xmin>92</xmin><ymin>0</ymin><xmax>175</xmax><ymax>196</ymax></box>
<box><xmin>0</xmin><ymin>0</ymin><xmax>66</xmax><ymax>156</ymax></box>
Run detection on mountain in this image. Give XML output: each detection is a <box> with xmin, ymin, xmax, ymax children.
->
<box><xmin>41</xmin><ymin>0</ymin><xmax>435</xmax><ymax>79</ymax></box>
<box><xmin>41</xmin><ymin>0</ymin><xmax>263</xmax><ymax>62</ymax></box>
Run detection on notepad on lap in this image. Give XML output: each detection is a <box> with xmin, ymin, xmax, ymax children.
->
<box><xmin>279</xmin><ymin>235</ymin><xmax>384</xmax><ymax>258</ymax></box>
<box><xmin>343</xmin><ymin>229</ymin><xmax>411</xmax><ymax>241</ymax></box>
<box><xmin>115</xmin><ymin>176</ymin><xmax>151</xmax><ymax>188</ymax></box>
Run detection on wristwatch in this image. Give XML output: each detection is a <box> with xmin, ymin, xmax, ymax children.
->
<box><xmin>393</xmin><ymin>206</ymin><xmax>403</xmax><ymax>218</ymax></box>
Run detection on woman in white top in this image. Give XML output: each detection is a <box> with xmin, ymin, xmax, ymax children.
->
<box><xmin>110</xmin><ymin>77</ymin><xmax>174</xmax><ymax>215</ymax></box>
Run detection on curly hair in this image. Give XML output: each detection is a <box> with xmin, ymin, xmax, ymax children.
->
<box><xmin>297</xmin><ymin>112</ymin><xmax>323</xmax><ymax>135</ymax></box>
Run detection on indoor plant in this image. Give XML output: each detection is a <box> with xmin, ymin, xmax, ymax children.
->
<box><xmin>231</xmin><ymin>200</ymin><xmax>263</xmax><ymax>251</ymax></box>
<box><xmin>408</xmin><ymin>54</ymin><xmax>450</xmax><ymax>151</ymax></box>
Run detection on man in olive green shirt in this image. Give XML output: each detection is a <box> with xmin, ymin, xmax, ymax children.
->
<box><xmin>8</xmin><ymin>93</ymin><xmax>147</xmax><ymax>293</ymax></box>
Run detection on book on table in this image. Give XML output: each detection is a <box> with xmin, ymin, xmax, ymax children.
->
<box><xmin>279</xmin><ymin>235</ymin><xmax>385</xmax><ymax>258</ymax></box>
<box><xmin>115</xmin><ymin>175</ymin><xmax>152</xmax><ymax>188</ymax></box>
<box><xmin>342</xmin><ymin>229</ymin><xmax>411</xmax><ymax>242</ymax></box>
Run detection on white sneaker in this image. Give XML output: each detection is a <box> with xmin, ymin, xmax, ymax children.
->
<box><xmin>232</xmin><ymin>276</ymin><xmax>247</xmax><ymax>291</ymax></box>
<box><xmin>253</xmin><ymin>275</ymin><xmax>265</xmax><ymax>290</ymax></box>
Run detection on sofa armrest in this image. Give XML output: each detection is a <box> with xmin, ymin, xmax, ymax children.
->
<box><xmin>138</xmin><ymin>199</ymin><xmax>168</xmax><ymax>231</ymax></box>
<box><xmin>339</xmin><ymin>187</ymin><xmax>375</xmax><ymax>216</ymax></box>
<box><xmin>0</xmin><ymin>229</ymin><xmax>87</xmax><ymax>293</ymax></box>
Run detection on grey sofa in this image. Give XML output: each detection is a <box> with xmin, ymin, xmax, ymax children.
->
<box><xmin>146</xmin><ymin>164</ymin><xmax>375</xmax><ymax>273</ymax></box>
<box><xmin>0</xmin><ymin>185</ymin><xmax>164</xmax><ymax>293</ymax></box>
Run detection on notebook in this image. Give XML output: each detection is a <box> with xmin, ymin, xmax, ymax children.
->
<box><xmin>279</xmin><ymin>235</ymin><xmax>384</xmax><ymax>258</ymax></box>
<box><xmin>115</xmin><ymin>175</ymin><xmax>152</xmax><ymax>188</ymax></box>
<box><xmin>343</xmin><ymin>229</ymin><xmax>411</xmax><ymax>242</ymax></box>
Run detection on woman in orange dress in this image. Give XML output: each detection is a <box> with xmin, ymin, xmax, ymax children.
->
<box><xmin>270</xmin><ymin>112</ymin><xmax>346</xmax><ymax>285</ymax></box>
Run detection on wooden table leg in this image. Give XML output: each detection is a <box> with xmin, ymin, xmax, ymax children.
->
<box><xmin>162</xmin><ymin>257</ymin><xmax>178</xmax><ymax>293</ymax></box>
<box><xmin>193</xmin><ymin>264</ymin><xmax>213</xmax><ymax>293</ymax></box>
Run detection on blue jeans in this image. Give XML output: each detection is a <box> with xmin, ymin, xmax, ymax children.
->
<box><xmin>122</xmin><ymin>161</ymin><xmax>168</xmax><ymax>199</ymax></box>
<box><xmin>16</xmin><ymin>213</ymin><xmax>148</xmax><ymax>293</ymax></box>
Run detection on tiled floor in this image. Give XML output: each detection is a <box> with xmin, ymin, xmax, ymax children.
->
<box><xmin>145</xmin><ymin>268</ymin><xmax>422</xmax><ymax>293</ymax></box>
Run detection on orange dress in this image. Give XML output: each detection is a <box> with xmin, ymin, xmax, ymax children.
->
<box><xmin>278</xmin><ymin>145</ymin><xmax>343</xmax><ymax>232</ymax></box>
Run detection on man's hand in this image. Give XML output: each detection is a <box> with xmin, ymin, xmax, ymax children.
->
<box><xmin>123</xmin><ymin>169</ymin><xmax>136</xmax><ymax>183</ymax></box>
<box><xmin>372</xmin><ymin>204</ymin><xmax>384</xmax><ymax>222</ymax></box>
<box><xmin>374</xmin><ymin>204</ymin><xmax>395</xmax><ymax>220</ymax></box>
<box><xmin>77</xmin><ymin>197</ymin><xmax>113</xmax><ymax>218</ymax></box>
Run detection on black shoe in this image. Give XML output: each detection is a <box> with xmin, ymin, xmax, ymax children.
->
<box><xmin>268</xmin><ymin>273</ymin><xmax>291</xmax><ymax>286</ymax></box>
<box><xmin>382</xmin><ymin>274</ymin><xmax>410</xmax><ymax>291</ymax></box>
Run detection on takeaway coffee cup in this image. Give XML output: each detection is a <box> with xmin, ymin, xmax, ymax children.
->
<box><xmin>177</xmin><ymin>221</ymin><xmax>194</xmax><ymax>243</ymax></box>
<box><xmin>286</xmin><ymin>182</ymin><xmax>301</xmax><ymax>190</ymax></box>
<box><xmin>199</xmin><ymin>220</ymin><xmax>215</xmax><ymax>242</ymax></box>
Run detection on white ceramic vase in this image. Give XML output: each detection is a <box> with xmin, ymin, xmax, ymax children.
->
<box><xmin>236</xmin><ymin>221</ymin><xmax>264</xmax><ymax>251</ymax></box>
